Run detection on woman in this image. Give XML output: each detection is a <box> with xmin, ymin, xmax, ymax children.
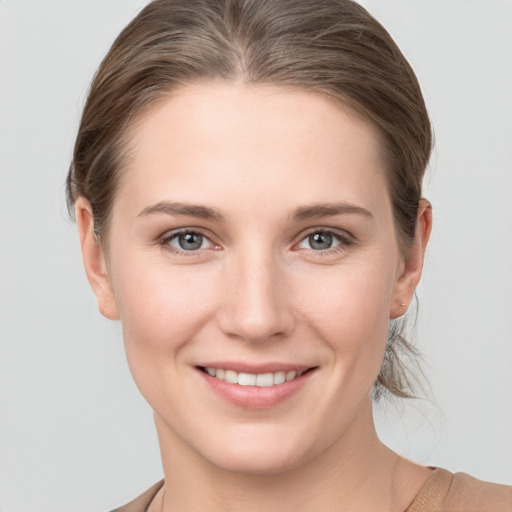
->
<box><xmin>66</xmin><ymin>0</ymin><xmax>512</xmax><ymax>510</ymax></box>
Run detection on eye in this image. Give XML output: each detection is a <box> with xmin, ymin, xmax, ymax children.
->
<box><xmin>298</xmin><ymin>231</ymin><xmax>340</xmax><ymax>251</ymax></box>
<box><xmin>164</xmin><ymin>231</ymin><xmax>214</xmax><ymax>252</ymax></box>
<box><xmin>296</xmin><ymin>229</ymin><xmax>352</xmax><ymax>252</ymax></box>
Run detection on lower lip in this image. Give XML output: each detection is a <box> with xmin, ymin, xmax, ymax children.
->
<box><xmin>197</xmin><ymin>368</ymin><xmax>316</xmax><ymax>409</ymax></box>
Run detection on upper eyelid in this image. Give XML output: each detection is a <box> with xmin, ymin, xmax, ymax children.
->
<box><xmin>160</xmin><ymin>227</ymin><xmax>214</xmax><ymax>241</ymax></box>
<box><xmin>296</xmin><ymin>226</ymin><xmax>355</xmax><ymax>241</ymax></box>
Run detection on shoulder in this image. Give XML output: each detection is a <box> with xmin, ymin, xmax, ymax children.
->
<box><xmin>446</xmin><ymin>471</ymin><xmax>512</xmax><ymax>512</ymax></box>
<box><xmin>408</xmin><ymin>467</ymin><xmax>512</xmax><ymax>512</ymax></box>
<box><xmin>109</xmin><ymin>480</ymin><xmax>164</xmax><ymax>512</ymax></box>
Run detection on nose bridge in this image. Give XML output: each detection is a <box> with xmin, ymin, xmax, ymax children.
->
<box><xmin>218</xmin><ymin>241</ymin><xmax>293</xmax><ymax>343</ymax></box>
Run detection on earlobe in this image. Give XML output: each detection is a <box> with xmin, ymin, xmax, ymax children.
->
<box><xmin>390</xmin><ymin>199</ymin><xmax>432</xmax><ymax>319</ymax></box>
<box><xmin>75</xmin><ymin>197</ymin><xmax>120</xmax><ymax>320</ymax></box>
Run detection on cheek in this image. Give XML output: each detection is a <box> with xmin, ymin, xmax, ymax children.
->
<box><xmin>293</xmin><ymin>258</ymin><xmax>396</xmax><ymax>375</ymax></box>
<box><xmin>111</xmin><ymin>257</ymin><xmax>219</xmax><ymax>357</ymax></box>
<box><xmin>109</xmin><ymin>258</ymin><xmax>223</xmax><ymax>411</ymax></box>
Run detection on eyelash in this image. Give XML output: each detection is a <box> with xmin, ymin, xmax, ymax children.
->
<box><xmin>159</xmin><ymin>228</ymin><xmax>218</xmax><ymax>257</ymax></box>
<box><xmin>295</xmin><ymin>228</ymin><xmax>355</xmax><ymax>256</ymax></box>
<box><xmin>159</xmin><ymin>227</ymin><xmax>355</xmax><ymax>257</ymax></box>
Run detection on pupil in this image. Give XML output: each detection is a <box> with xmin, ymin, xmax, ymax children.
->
<box><xmin>310</xmin><ymin>232</ymin><xmax>332</xmax><ymax>250</ymax></box>
<box><xmin>179</xmin><ymin>233</ymin><xmax>203</xmax><ymax>250</ymax></box>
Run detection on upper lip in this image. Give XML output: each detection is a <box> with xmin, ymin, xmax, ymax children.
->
<box><xmin>197</xmin><ymin>362</ymin><xmax>316</xmax><ymax>374</ymax></box>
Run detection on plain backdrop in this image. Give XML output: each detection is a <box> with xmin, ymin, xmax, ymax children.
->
<box><xmin>0</xmin><ymin>1</ymin><xmax>511</xmax><ymax>511</ymax></box>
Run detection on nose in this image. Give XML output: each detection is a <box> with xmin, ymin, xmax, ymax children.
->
<box><xmin>216</xmin><ymin>248</ymin><xmax>295</xmax><ymax>344</ymax></box>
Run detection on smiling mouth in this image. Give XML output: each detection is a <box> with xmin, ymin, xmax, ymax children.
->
<box><xmin>198</xmin><ymin>366</ymin><xmax>316</xmax><ymax>387</ymax></box>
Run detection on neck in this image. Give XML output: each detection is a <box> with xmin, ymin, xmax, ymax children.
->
<box><xmin>153</xmin><ymin>399</ymin><xmax>415</xmax><ymax>512</ymax></box>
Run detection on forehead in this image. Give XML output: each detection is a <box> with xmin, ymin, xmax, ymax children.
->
<box><xmin>119</xmin><ymin>82</ymin><xmax>389</xmax><ymax>217</ymax></box>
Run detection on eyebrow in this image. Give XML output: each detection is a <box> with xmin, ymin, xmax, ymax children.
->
<box><xmin>137</xmin><ymin>200</ymin><xmax>373</xmax><ymax>223</ymax></box>
<box><xmin>289</xmin><ymin>202</ymin><xmax>374</xmax><ymax>222</ymax></box>
<box><xmin>137</xmin><ymin>201</ymin><xmax>226</xmax><ymax>222</ymax></box>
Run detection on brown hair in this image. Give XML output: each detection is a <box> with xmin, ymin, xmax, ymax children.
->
<box><xmin>66</xmin><ymin>0</ymin><xmax>432</xmax><ymax>399</ymax></box>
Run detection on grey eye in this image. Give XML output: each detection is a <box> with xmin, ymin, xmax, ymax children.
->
<box><xmin>298</xmin><ymin>231</ymin><xmax>341</xmax><ymax>251</ymax></box>
<box><xmin>170</xmin><ymin>232</ymin><xmax>209</xmax><ymax>251</ymax></box>
<box><xmin>309</xmin><ymin>232</ymin><xmax>333</xmax><ymax>250</ymax></box>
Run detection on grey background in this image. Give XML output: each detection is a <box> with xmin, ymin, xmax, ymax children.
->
<box><xmin>0</xmin><ymin>1</ymin><xmax>511</xmax><ymax>511</ymax></box>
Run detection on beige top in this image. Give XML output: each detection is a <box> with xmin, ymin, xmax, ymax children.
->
<box><xmin>111</xmin><ymin>468</ymin><xmax>512</xmax><ymax>512</ymax></box>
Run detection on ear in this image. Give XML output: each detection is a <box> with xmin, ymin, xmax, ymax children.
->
<box><xmin>390</xmin><ymin>199</ymin><xmax>432</xmax><ymax>319</ymax></box>
<box><xmin>75</xmin><ymin>197</ymin><xmax>120</xmax><ymax>320</ymax></box>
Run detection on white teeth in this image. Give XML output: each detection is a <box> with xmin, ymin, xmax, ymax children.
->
<box><xmin>204</xmin><ymin>367</ymin><xmax>306</xmax><ymax>386</ymax></box>
<box><xmin>256</xmin><ymin>373</ymin><xmax>273</xmax><ymax>387</ymax></box>
<box><xmin>238</xmin><ymin>372</ymin><xmax>256</xmax><ymax>386</ymax></box>
<box><xmin>273</xmin><ymin>371</ymin><xmax>286</xmax><ymax>385</ymax></box>
<box><xmin>224</xmin><ymin>370</ymin><xmax>238</xmax><ymax>384</ymax></box>
<box><xmin>286</xmin><ymin>371</ymin><xmax>297</xmax><ymax>382</ymax></box>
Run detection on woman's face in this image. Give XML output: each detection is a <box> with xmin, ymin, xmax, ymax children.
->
<box><xmin>79</xmin><ymin>83</ymin><xmax>428</xmax><ymax>475</ymax></box>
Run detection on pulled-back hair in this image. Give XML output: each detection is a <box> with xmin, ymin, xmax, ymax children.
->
<box><xmin>66</xmin><ymin>0</ymin><xmax>432</xmax><ymax>399</ymax></box>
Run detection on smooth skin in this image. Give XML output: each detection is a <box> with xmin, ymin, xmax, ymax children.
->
<box><xmin>77</xmin><ymin>83</ymin><xmax>432</xmax><ymax>511</ymax></box>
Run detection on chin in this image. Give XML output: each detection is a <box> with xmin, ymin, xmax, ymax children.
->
<box><xmin>209</xmin><ymin>448</ymin><xmax>305</xmax><ymax>476</ymax></box>
<box><xmin>199</xmin><ymin>424</ymin><xmax>315</xmax><ymax>476</ymax></box>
